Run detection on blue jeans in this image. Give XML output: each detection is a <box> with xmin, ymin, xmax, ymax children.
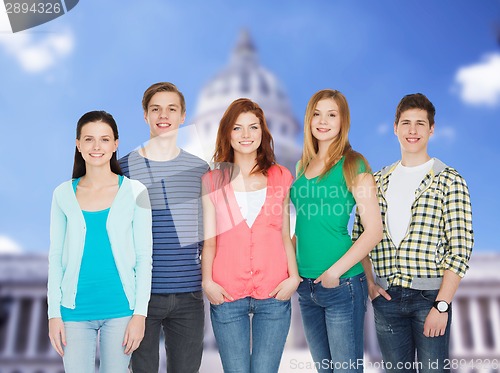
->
<box><xmin>63</xmin><ymin>316</ymin><xmax>132</xmax><ymax>373</ymax></box>
<box><xmin>372</xmin><ymin>287</ymin><xmax>451</xmax><ymax>373</ymax></box>
<box><xmin>131</xmin><ymin>292</ymin><xmax>205</xmax><ymax>373</ymax></box>
<box><xmin>297</xmin><ymin>273</ymin><xmax>368</xmax><ymax>373</ymax></box>
<box><xmin>210</xmin><ymin>296</ymin><xmax>291</xmax><ymax>373</ymax></box>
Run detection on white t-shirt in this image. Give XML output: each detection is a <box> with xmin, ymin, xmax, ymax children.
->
<box><xmin>234</xmin><ymin>188</ymin><xmax>267</xmax><ymax>228</ymax></box>
<box><xmin>386</xmin><ymin>159</ymin><xmax>434</xmax><ymax>247</ymax></box>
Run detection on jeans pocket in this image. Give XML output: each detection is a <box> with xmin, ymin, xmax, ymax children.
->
<box><xmin>319</xmin><ymin>278</ymin><xmax>350</xmax><ymax>290</ymax></box>
<box><xmin>271</xmin><ymin>297</ymin><xmax>291</xmax><ymax>304</ymax></box>
<box><xmin>420</xmin><ymin>289</ymin><xmax>439</xmax><ymax>302</ymax></box>
<box><xmin>371</xmin><ymin>294</ymin><xmax>384</xmax><ymax>305</ymax></box>
<box><xmin>296</xmin><ymin>278</ymin><xmax>309</xmax><ymax>294</ymax></box>
<box><xmin>210</xmin><ymin>301</ymin><xmax>225</xmax><ymax>310</ymax></box>
<box><xmin>190</xmin><ymin>291</ymin><xmax>204</xmax><ymax>301</ymax></box>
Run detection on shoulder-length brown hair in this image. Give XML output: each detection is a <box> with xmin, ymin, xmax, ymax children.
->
<box><xmin>213</xmin><ymin>98</ymin><xmax>275</xmax><ymax>176</ymax></box>
<box><xmin>299</xmin><ymin>89</ymin><xmax>370</xmax><ymax>189</ymax></box>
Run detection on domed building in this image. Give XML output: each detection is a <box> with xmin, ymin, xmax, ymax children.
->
<box><xmin>186</xmin><ymin>30</ymin><xmax>302</xmax><ymax>173</ymax></box>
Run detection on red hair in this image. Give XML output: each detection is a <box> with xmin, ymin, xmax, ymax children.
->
<box><xmin>213</xmin><ymin>98</ymin><xmax>275</xmax><ymax>176</ymax></box>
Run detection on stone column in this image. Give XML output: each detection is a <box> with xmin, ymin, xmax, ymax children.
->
<box><xmin>4</xmin><ymin>297</ymin><xmax>20</xmax><ymax>356</ymax></box>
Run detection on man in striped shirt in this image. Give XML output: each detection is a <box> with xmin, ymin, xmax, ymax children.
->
<box><xmin>354</xmin><ymin>93</ymin><xmax>473</xmax><ymax>373</ymax></box>
<box><xmin>119</xmin><ymin>82</ymin><xmax>209</xmax><ymax>373</ymax></box>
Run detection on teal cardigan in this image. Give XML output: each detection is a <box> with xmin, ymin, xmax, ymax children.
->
<box><xmin>47</xmin><ymin>176</ymin><xmax>153</xmax><ymax>319</ymax></box>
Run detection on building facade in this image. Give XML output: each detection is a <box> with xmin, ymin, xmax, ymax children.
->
<box><xmin>1</xmin><ymin>254</ymin><xmax>499</xmax><ymax>372</ymax></box>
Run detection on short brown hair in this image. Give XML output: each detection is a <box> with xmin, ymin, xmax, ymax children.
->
<box><xmin>395</xmin><ymin>93</ymin><xmax>435</xmax><ymax>126</ymax></box>
<box><xmin>142</xmin><ymin>82</ymin><xmax>186</xmax><ymax>114</ymax></box>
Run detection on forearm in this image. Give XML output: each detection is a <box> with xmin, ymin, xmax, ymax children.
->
<box><xmin>282</xmin><ymin>193</ymin><xmax>299</xmax><ymax>279</ymax></box>
<box><xmin>328</xmin><ymin>229</ymin><xmax>381</xmax><ymax>278</ymax></box>
<box><xmin>133</xmin><ymin>204</ymin><xmax>153</xmax><ymax>316</ymax></box>
<box><xmin>283</xmin><ymin>237</ymin><xmax>300</xmax><ymax>279</ymax></box>
<box><xmin>436</xmin><ymin>270</ymin><xmax>462</xmax><ymax>304</ymax></box>
<box><xmin>133</xmin><ymin>256</ymin><xmax>152</xmax><ymax>316</ymax></box>
<box><xmin>201</xmin><ymin>240</ymin><xmax>216</xmax><ymax>283</ymax></box>
<box><xmin>361</xmin><ymin>256</ymin><xmax>376</xmax><ymax>284</ymax></box>
<box><xmin>48</xmin><ymin>198</ymin><xmax>66</xmax><ymax>319</ymax></box>
<box><xmin>328</xmin><ymin>172</ymin><xmax>382</xmax><ymax>278</ymax></box>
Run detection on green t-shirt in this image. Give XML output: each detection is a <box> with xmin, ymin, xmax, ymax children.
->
<box><xmin>290</xmin><ymin>156</ymin><xmax>366</xmax><ymax>279</ymax></box>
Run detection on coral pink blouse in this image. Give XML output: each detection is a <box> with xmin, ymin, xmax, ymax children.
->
<box><xmin>202</xmin><ymin>164</ymin><xmax>293</xmax><ymax>301</ymax></box>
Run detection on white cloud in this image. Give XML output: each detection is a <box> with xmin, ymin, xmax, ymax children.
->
<box><xmin>0</xmin><ymin>2</ymin><xmax>12</xmax><ymax>33</ymax></box>
<box><xmin>377</xmin><ymin>123</ymin><xmax>391</xmax><ymax>135</ymax></box>
<box><xmin>454</xmin><ymin>53</ymin><xmax>500</xmax><ymax>106</ymax></box>
<box><xmin>0</xmin><ymin>29</ymin><xmax>74</xmax><ymax>73</ymax></box>
<box><xmin>0</xmin><ymin>235</ymin><xmax>22</xmax><ymax>254</ymax></box>
<box><xmin>431</xmin><ymin>126</ymin><xmax>456</xmax><ymax>143</ymax></box>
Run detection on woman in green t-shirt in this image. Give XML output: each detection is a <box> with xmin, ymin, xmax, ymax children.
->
<box><xmin>290</xmin><ymin>89</ymin><xmax>382</xmax><ymax>372</ymax></box>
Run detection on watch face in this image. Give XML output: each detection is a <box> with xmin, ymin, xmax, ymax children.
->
<box><xmin>437</xmin><ymin>301</ymin><xmax>448</xmax><ymax>312</ymax></box>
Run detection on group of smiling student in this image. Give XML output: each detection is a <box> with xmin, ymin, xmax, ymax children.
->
<box><xmin>47</xmin><ymin>82</ymin><xmax>473</xmax><ymax>373</ymax></box>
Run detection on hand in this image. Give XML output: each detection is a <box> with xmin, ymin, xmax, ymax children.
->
<box><xmin>123</xmin><ymin>315</ymin><xmax>146</xmax><ymax>355</ymax></box>
<box><xmin>202</xmin><ymin>280</ymin><xmax>234</xmax><ymax>305</ymax></box>
<box><xmin>48</xmin><ymin>317</ymin><xmax>66</xmax><ymax>357</ymax></box>
<box><xmin>314</xmin><ymin>269</ymin><xmax>340</xmax><ymax>288</ymax></box>
<box><xmin>423</xmin><ymin>307</ymin><xmax>448</xmax><ymax>337</ymax></box>
<box><xmin>368</xmin><ymin>282</ymin><xmax>391</xmax><ymax>301</ymax></box>
<box><xmin>269</xmin><ymin>276</ymin><xmax>302</xmax><ymax>300</ymax></box>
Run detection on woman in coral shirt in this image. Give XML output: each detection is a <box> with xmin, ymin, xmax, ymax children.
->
<box><xmin>202</xmin><ymin>98</ymin><xmax>300</xmax><ymax>373</ymax></box>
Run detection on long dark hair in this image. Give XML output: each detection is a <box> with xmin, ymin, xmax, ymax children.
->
<box><xmin>72</xmin><ymin>111</ymin><xmax>123</xmax><ymax>179</ymax></box>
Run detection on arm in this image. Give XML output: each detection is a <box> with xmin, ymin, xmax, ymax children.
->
<box><xmin>269</xmin><ymin>192</ymin><xmax>302</xmax><ymax>300</ymax></box>
<box><xmin>197</xmin><ymin>165</ymin><xmax>209</xmax><ymax>253</ymax></box>
<box><xmin>123</xmin><ymin>184</ymin><xmax>153</xmax><ymax>354</ymax></box>
<box><xmin>423</xmin><ymin>270</ymin><xmax>460</xmax><ymax>337</ymax></box>
<box><xmin>361</xmin><ymin>256</ymin><xmax>391</xmax><ymax>301</ymax></box>
<box><xmin>201</xmin><ymin>183</ymin><xmax>233</xmax><ymax>304</ymax></box>
<box><xmin>353</xmin><ymin>190</ymin><xmax>389</xmax><ymax>300</ymax></box>
<box><xmin>423</xmin><ymin>175</ymin><xmax>473</xmax><ymax>337</ymax></box>
<box><xmin>47</xmin><ymin>190</ymin><xmax>67</xmax><ymax>357</ymax></box>
<box><xmin>315</xmin><ymin>173</ymin><xmax>383</xmax><ymax>287</ymax></box>
<box><xmin>131</xmin><ymin>184</ymin><xmax>153</xmax><ymax>316</ymax></box>
<box><xmin>47</xmin><ymin>190</ymin><xmax>66</xmax><ymax>319</ymax></box>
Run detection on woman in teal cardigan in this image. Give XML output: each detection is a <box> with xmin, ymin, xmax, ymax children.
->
<box><xmin>47</xmin><ymin>111</ymin><xmax>153</xmax><ymax>372</ymax></box>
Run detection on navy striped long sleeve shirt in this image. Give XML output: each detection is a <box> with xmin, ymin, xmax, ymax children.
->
<box><xmin>119</xmin><ymin>149</ymin><xmax>209</xmax><ymax>294</ymax></box>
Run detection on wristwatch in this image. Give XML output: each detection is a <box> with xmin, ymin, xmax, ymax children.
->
<box><xmin>433</xmin><ymin>300</ymin><xmax>450</xmax><ymax>313</ymax></box>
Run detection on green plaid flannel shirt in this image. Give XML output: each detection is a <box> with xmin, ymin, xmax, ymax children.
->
<box><xmin>352</xmin><ymin>158</ymin><xmax>473</xmax><ymax>289</ymax></box>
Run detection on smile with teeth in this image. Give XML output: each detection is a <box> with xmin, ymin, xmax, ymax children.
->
<box><xmin>157</xmin><ymin>123</ymin><xmax>171</xmax><ymax>128</ymax></box>
<box><xmin>239</xmin><ymin>141</ymin><xmax>253</xmax><ymax>145</ymax></box>
<box><xmin>316</xmin><ymin>128</ymin><xmax>330</xmax><ymax>132</ymax></box>
<box><xmin>406</xmin><ymin>138</ymin><xmax>420</xmax><ymax>143</ymax></box>
<box><xmin>89</xmin><ymin>153</ymin><xmax>104</xmax><ymax>158</ymax></box>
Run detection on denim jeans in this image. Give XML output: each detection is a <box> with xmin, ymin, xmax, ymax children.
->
<box><xmin>210</xmin><ymin>296</ymin><xmax>291</xmax><ymax>373</ymax></box>
<box><xmin>130</xmin><ymin>292</ymin><xmax>204</xmax><ymax>373</ymax></box>
<box><xmin>63</xmin><ymin>316</ymin><xmax>132</xmax><ymax>373</ymax></box>
<box><xmin>297</xmin><ymin>273</ymin><xmax>368</xmax><ymax>373</ymax></box>
<box><xmin>372</xmin><ymin>286</ymin><xmax>451</xmax><ymax>373</ymax></box>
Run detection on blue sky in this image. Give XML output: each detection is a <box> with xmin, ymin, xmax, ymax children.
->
<box><xmin>0</xmin><ymin>0</ymin><xmax>499</xmax><ymax>253</ymax></box>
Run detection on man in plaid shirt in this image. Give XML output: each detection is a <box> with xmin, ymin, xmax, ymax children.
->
<box><xmin>353</xmin><ymin>93</ymin><xmax>473</xmax><ymax>372</ymax></box>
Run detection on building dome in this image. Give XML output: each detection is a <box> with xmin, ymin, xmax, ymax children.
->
<box><xmin>187</xmin><ymin>30</ymin><xmax>302</xmax><ymax>172</ymax></box>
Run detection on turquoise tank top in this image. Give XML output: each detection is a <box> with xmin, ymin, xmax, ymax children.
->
<box><xmin>61</xmin><ymin>175</ymin><xmax>133</xmax><ymax>321</ymax></box>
